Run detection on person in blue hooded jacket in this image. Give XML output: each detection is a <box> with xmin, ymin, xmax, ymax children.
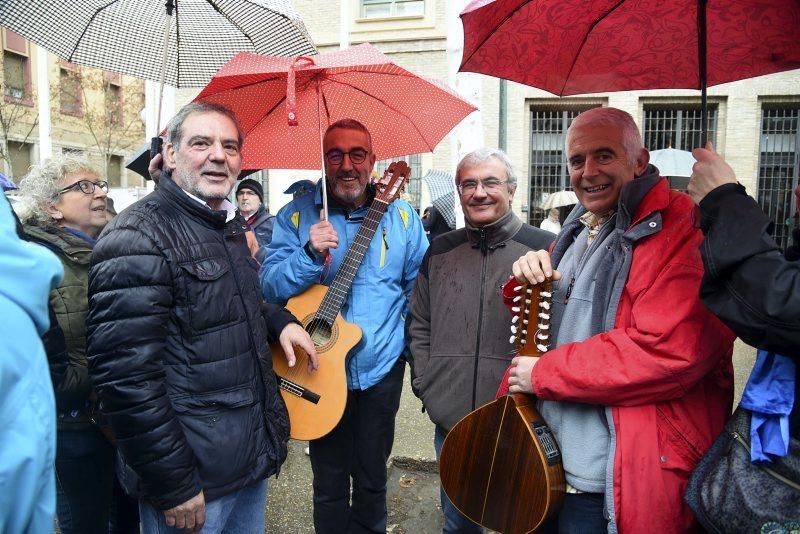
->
<box><xmin>261</xmin><ymin>119</ymin><xmax>428</xmax><ymax>534</ymax></box>
<box><xmin>0</xmin><ymin>193</ymin><xmax>63</xmax><ymax>533</ymax></box>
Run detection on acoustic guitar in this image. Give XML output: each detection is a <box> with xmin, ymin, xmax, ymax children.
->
<box><xmin>438</xmin><ymin>281</ymin><xmax>565</xmax><ymax>533</ymax></box>
<box><xmin>271</xmin><ymin>162</ymin><xmax>410</xmax><ymax>441</ymax></box>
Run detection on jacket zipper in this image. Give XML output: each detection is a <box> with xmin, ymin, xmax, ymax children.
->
<box><xmin>471</xmin><ymin>229</ymin><xmax>488</xmax><ymax>410</ymax></box>
<box><xmin>223</xmin><ymin>227</ymin><xmax>282</xmax><ymax>477</ymax></box>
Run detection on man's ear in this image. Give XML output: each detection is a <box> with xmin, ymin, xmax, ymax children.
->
<box><xmin>634</xmin><ymin>148</ymin><xmax>650</xmax><ymax>176</ymax></box>
<box><xmin>164</xmin><ymin>142</ymin><xmax>178</xmax><ymax>171</ymax></box>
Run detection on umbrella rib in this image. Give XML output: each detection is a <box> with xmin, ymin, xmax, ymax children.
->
<box><xmin>559</xmin><ymin>0</ymin><xmax>625</xmax><ymax>95</ymax></box>
<box><xmin>203</xmin><ymin>0</ymin><xmax>257</xmax><ymax>50</ymax></box>
<box><xmin>69</xmin><ymin>0</ymin><xmax>122</xmax><ymax>63</ymax></box>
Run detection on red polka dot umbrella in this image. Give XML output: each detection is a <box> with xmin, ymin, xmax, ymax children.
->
<box><xmin>192</xmin><ymin>43</ymin><xmax>477</xmax><ymax>171</ymax></box>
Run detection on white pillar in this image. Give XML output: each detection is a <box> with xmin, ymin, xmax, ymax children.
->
<box><xmin>36</xmin><ymin>45</ymin><xmax>52</xmax><ymax>159</ymax></box>
<box><xmin>447</xmin><ymin>0</ymin><xmax>482</xmax><ymax>228</ymax></box>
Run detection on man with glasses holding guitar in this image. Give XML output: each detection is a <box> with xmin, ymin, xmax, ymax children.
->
<box><xmin>261</xmin><ymin>119</ymin><xmax>428</xmax><ymax>534</ymax></box>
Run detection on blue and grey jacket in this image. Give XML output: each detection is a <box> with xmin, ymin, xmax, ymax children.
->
<box><xmin>261</xmin><ymin>181</ymin><xmax>428</xmax><ymax>390</ymax></box>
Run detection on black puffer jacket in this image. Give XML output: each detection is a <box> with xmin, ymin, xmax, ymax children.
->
<box><xmin>86</xmin><ymin>175</ymin><xmax>294</xmax><ymax>510</ymax></box>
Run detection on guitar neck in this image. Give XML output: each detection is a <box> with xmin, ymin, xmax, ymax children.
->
<box><xmin>316</xmin><ymin>198</ymin><xmax>390</xmax><ymax>323</ymax></box>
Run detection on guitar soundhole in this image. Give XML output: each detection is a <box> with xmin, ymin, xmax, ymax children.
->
<box><xmin>306</xmin><ymin>318</ymin><xmax>333</xmax><ymax>346</ymax></box>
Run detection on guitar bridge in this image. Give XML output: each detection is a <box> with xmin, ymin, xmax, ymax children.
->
<box><xmin>531</xmin><ymin>421</ymin><xmax>561</xmax><ymax>465</ymax></box>
<box><xmin>277</xmin><ymin>376</ymin><xmax>321</xmax><ymax>404</ymax></box>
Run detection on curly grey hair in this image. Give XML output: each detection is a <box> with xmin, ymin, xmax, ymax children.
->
<box><xmin>14</xmin><ymin>154</ymin><xmax>101</xmax><ymax>224</ymax></box>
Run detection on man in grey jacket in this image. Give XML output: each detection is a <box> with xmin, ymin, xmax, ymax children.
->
<box><xmin>408</xmin><ymin>148</ymin><xmax>554</xmax><ymax>533</ymax></box>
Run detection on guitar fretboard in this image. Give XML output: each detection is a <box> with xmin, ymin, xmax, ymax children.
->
<box><xmin>315</xmin><ymin>197</ymin><xmax>390</xmax><ymax>324</ymax></box>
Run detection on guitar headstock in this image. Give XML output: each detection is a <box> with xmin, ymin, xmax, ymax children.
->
<box><xmin>509</xmin><ymin>281</ymin><xmax>553</xmax><ymax>356</ymax></box>
<box><xmin>374</xmin><ymin>161</ymin><xmax>410</xmax><ymax>204</ymax></box>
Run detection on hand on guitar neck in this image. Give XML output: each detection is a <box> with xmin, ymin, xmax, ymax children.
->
<box><xmin>509</xmin><ymin>251</ymin><xmax>561</xmax><ymax>395</ymax></box>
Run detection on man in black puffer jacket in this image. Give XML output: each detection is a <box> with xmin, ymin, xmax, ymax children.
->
<box><xmin>86</xmin><ymin>102</ymin><xmax>317</xmax><ymax>533</ymax></box>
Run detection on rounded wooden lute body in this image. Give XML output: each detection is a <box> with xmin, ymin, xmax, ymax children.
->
<box><xmin>439</xmin><ymin>281</ymin><xmax>565</xmax><ymax>533</ymax></box>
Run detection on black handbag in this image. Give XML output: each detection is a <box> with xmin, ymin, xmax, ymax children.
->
<box><xmin>684</xmin><ymin>406</ymin><xmax>800</xmax><ymax>533</ymax></box>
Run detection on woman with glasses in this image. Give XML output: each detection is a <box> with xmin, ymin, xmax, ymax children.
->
<box><xmin>15</xmin><ymin>155</ymin><xmax>138</xmax><ymax>533</ymax></box>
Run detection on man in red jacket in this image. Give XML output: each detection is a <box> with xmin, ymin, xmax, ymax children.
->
<box><xmin>500</xmin><ymin>107</ymin><xmax>735</xmax><ymax>533</ymax></box>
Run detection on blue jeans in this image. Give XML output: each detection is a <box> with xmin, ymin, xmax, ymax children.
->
<box><xmin>310</xmin><ymin>359</ymin><xmax>405</xmax><ymax>534</ymax></box>
<box><xmin>433</xmin><ymin>426</ymin><xmax>483</xmax><ymax>534</ymax></box>
<box><xmin>138</xmin><ymin>479</ymin><xmax>267</xmax><ymax>534</ymax></box>
<box><xmin>538</xmin><ymin>492</ymin><xmax>607</xmax><ymax>534</ymax></box>
<box><xmin>55</xmin><ymin>426</ymin><xmax>138</xmax><ymax>534</ymax></box>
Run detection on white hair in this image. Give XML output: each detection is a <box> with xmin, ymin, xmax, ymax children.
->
<box><xmin>14</xmin><ymin>155</ymin><xmax>100</xmax><ymax>224</ymax></box>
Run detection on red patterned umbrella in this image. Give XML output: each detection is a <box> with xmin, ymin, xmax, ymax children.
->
<box><xmin>460</xmin><ymin>0</ymin><xmax>800</xmax><ymax>138</ymax></box>
<box><xmin>192</xmin><ymin>43</ymin><xmax>477</xmax><ymax>170</ymax></box>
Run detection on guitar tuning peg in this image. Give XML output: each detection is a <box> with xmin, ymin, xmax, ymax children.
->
<box><xmin>510</xmin><ymin>325</ymin><xmax>518</xmax><ymax>334</ymax></box>
<box><xmin>541</xmin><ymin>302</ymin><xmax>551</xmax><ymax>310</ymax></box>
<box><xmin>541</xmin><ymin>291</ymin><xmax>552</xmax><ymax>298</ymax></box>
<box><xmin>511</xmin><ymin>315</ymin><xmax>519</xmax><ymax>324</ymax></box>
<box><xmin>521</xmin><ymin>329</ymin><xmax>527</xmax><ymax>335</ymax></box>
<box><xmin>509</xmin><ymin>335</ymin><xmax>517</xmax><ymax>344</ymax></box>
<box><xmin>538</xmin><ymin>323</ymin><xmax>550</xmax><ymax>330</ymax></box>
<box><xmin>513</xmin><ymin>295</ymin><xmax>522</xmax><ymax>302</ymax></box>
<box><xmin>536</xmin><ymin>344</ymin><xmax>548</xmax><ymax>352</ymax></box>
<box><xmin>511</xmin><ymin>307</ymin><xmax>520</xmax><ymax>313</ymax></box>
<box><xmin>523</xmin><ymin>319</ymin><xmax>529</xmax><ymax>325</ymax></box>
<box><xmin>513</xmin><ymin>285</ymin><xmax>522</xmax><ymax>292</ymax></box>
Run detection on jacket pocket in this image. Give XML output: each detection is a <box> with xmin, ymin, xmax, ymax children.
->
<box><xmin>657</xmin><ymin>406</ymin><xmax>703</xmax><ymax>473</ymax></box>
<box><xmin>171</xmin><ymin>387</ymin><xmax>259</xmax><ymax>486</ymax></box>
<box><xmin>178</xmin><ymin>259</ymin><xmax>233</xmax><ymax>331</ymax></box>
<box><xmin>179</xmin><ymin>258</ymin><xmax>230</xmax><ymax>282</ymax></box>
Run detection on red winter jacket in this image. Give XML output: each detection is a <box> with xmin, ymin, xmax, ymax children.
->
<box><xmin>498</xmin><ymin>177</ymin><xmax>734</xmax><ymax>533</ymax></box>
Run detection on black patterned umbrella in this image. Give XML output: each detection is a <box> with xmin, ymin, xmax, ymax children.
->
<box><xmin>0</xmin><ymin>0</ymin><xmax>316</xmax><ymax>88</ymax></box>
<box><xmin>423</xmin><ymin>169</ymin><xmax>456</xmax><ymax>229</ymax></box>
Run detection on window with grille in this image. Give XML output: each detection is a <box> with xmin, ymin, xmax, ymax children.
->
<box><xmin>757</xmin><ymin>107</ymin><xmax>799</xmax><ymax>251</ymax></box>
<box><xmin>361</xmin><ymin>0</ymin><xmax>424</xmax><ymax>18</ymax></box>
<box><xmin>642</xmin><ymin>106</ymin><xmax>718</xmax><ymax>152</ymax></box>
<box><xmin>529</xmin><ymin>107</ymin><xmax>598</xmax><ymax>227</ymax></box>
<box><xmin>3</xmin><ymin>51</ymin><xmax>27</xmax><ymax>100</ymax></box>
<box><xmin>375</xmin><ymin>153</ymin><xmax>422</xmax><ymax>209</ymax></box>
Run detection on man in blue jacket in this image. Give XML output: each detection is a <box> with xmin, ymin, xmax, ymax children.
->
<box><xmin>261</xmin><ymin>119</ymin><xmax>428</xmax><ymax>533</ymax></box>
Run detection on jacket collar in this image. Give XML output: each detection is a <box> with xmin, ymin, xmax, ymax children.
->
<box><xmin>465</xmin><ymin>209</ymin><xmax>523</xmax><ymax>253</ymax></box>
<box><xmin>561</xmin><ymin>164</ymin><xmax>663</xmax><ymax>231</ymax></box>
<box><xmin>23</xmin><ymin>222</ymin><xmax>93</xmax><ymax>263</ymax></box>
<box><xmin>159</xmin><ymin>173</ymin><xmax>229</xmax><ymax>229</ymax></box>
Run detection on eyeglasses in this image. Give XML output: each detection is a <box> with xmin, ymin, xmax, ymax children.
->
<box><xmin>56</xmin><ymin>179</ymin><xmax>109</xmax><ymax>197</ymax></box>
<box><xmin>457</xmin><ymin>178</ymin><xmax>508</xmax><ymax>196</ymax></box>
<box><xmin>325</xmin><ymin>148</ymin><xmax>369</xmax><ymax>165</ymax></box>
